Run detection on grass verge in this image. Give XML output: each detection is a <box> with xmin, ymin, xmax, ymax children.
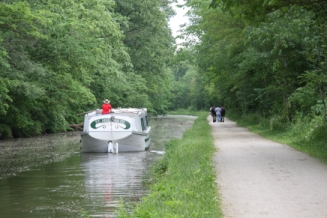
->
<box><xmin>116</xmin><ymin>110</ymin><xmax>223</xmax><ymax>217</ymax></box>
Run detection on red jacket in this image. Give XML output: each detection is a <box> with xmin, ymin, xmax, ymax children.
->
<box><xmin>102</xmin><ymin>103</ymin><xmax>112</xmax><ymax>114</ymax></box>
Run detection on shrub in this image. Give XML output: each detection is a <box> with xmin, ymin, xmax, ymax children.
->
<box><xmin>241</xmin><ymin>113</ymin><xmax>261</xmax><ymax>125</ymax></box>
<box><xmin>0</xmin><ymin>124</ymin><xmax>12</xmax><ymax>139</ymax></box>
<box><xmin>304</xmin><ymin>116</ymin><xmax>327</xmax><ymax>142</ymax></box>
<box><xmin>269</xmin><ymin>116</ymin><xmax>287</xmax><ymax>131</ymax></box>
<box><xmin>258</xmin><ymin>116</ymin><xmax>270</xmax><ymax>127</ymax></box>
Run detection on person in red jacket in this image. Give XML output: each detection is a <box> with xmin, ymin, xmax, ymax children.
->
<box><xmin>102</xmin><ymin>99</ymin><xmax>112</xmax><ymax>114</ymax></box>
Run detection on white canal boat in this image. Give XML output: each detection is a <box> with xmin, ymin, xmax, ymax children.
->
<box><xmin>81</xmin><ymin>108</ymin><xmax>151</xmax><ymax>152</ymax></box>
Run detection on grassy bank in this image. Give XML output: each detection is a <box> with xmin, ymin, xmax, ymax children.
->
<box><xmin>117</xmin><ymin>111</ymin><xmax>223</xmax><ymax>217</ymax></box>
<box><xmin>227</xmin><ymin>111</ymin><xmax>327</xmax><ymax>163</ymax></box>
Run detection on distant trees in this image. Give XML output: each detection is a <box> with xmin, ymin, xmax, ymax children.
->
<box><xmin>169</xmin><ymin>48</ymin><xmax>210</xmax><ymax>110</ymax></box>
<box><xmin>178</xmin><ymin>0</ymin><xmax>327</xmax><ymax>121</ymax></box>
<box><xmin>114</xmin><ymin>0</ymin><xmax>176</xmax><ymax>114</ymax></box>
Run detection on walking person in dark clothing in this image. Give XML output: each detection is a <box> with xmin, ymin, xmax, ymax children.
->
<box><xmin>210</xmin><ymin>106</ymin><xmax>217</xmax><ymax>122</ymax></box>
<box><xmin>220</xmin><ymin>106</ymin><xmax>226</xmax><ymax>122</ymax></box>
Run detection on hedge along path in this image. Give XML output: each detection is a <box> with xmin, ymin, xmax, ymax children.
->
<box><xmin>210</xmin><ymin>117</ymin><xmax>327</xmax><ymax>218</ymax></box>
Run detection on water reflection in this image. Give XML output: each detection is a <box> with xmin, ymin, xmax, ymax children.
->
<box><xmin>0</xmin><ymin>115</ymin><xmax>197</xmax><ymax>217</ymax></box>
<box><xmin>81</xmin><ymin>152</ymin><xmax>153</xmax><ymax>217</ymax></box>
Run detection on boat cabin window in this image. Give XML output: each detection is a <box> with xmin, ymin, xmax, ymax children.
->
<box><xmin>145</xmin><ymin>115</ymin><xmax>149</xmax><ymax>126</ymax></box>
<box><xmin>141</xmin><ymin>117</ymin><xmax>146</xmax><ymax>131</ymax></box>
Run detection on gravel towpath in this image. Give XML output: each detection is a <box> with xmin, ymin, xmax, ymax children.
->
<box><xmin>210</xmin><ymin>117</ymin><xmax>327</xmax><ymax>218</ymax></box>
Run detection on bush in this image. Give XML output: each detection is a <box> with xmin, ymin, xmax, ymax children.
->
<box><xmin>0</xmin><ymin>124</ymin><xmax>12</xmax><ymax>139</ymax></box>
<box><xmin>304</xmin><ymin>116</ymin><xmax>327</xmax><ymax>142</ymax></box>
<box><xmin>269</xmin><ymin>116</ymin><xmax>287</xmax><ymax>131</ymax></box>
<box><xmin>241</xmin><ymin>113</ymin><xmax>261</xmax><ymax>125</ymax></box>
<box><xmin>258</xmin><ymin>116</ymin><xmax>270</xmax><ymax>128</ymax></box>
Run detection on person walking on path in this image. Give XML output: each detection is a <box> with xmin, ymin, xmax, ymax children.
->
<box><xmin>102</xmin><ymin>99</ymin><xmax>112</xmax><ymax>114</ymax></box>
<box><xmin>210</xmin><ymin>106</ymin><xmax>217</xmax><ymax>122</ymax></box>
<box><xmin>215</xmin><ymin>106</ymin><xmax>222</xmax><ymax>122</ymax></box>
<box><xmin>220</xmin><ymin>106</ymin><xmax>225</xmax><ymax>122</ymax></box>
<box><xmin>209</xmin><ymin>117</ymin><xmax>327</xmax><ymax>218</ymax></box>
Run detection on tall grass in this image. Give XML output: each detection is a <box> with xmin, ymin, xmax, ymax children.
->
<box><xmin>228</xmin><ymin>110</ymin><xmax>327</xmax><ymax>162</ymax></box>
<box><xmin>116</xmin><ymin>111</ymin><xmax>223</xmax><ymax>218</ymax></box>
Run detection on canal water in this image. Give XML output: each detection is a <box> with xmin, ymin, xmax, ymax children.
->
<box><xmin>0</xmin><ymin>115</ymin><xmax>197</xmax><ymax>218</ymax></box>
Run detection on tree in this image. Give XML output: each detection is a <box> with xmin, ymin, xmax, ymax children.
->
<box><xmin>114</xmin><ymin>0</ymin><xmax>176</xmax><ymax>114</ymax></box>
<box><xmin>0</xmin><ymin>0</ymin><xmax>132</xmax><ymax>137</ymax></box>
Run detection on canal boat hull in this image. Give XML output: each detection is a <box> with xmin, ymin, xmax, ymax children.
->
<box><xmin>81</xmin><ymin>108</ymin><xmax>151</xmax><ymax>152</ymax></box>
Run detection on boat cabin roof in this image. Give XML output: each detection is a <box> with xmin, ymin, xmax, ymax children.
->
<box><xmin>112</xmin><ymin>108</ymin><xmax>147</xmax><ymax>115</ymax></box>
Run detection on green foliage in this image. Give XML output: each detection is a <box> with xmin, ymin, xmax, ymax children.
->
<box><xmin>0</xmin><ymin>0</ymin><xmax>175</xmax><ymax>138</ymax></box>
<box><xmin>289</xmin><ymin>86</ymin><xmax>317</xmax><ymax>114</ymax></box>
<box><xmin>182</xmin><ymin>0</ymin><xmax>327</xmax><ymax>128</ymax></box>
<box><xmin>80</xmin><ymin>210</ymin><xmax>91</xmax><ymax>218</ymax></box>
<box><xmin>269</xmin><ymin>116</ymin><xmax>287</xmax><ymax>131</ymax></box>
<box><xmin>303</xmin><ymin>116</ymin><xmax>327</xmax><ymax>143</ymax></box>
<box><xmin>0</xmin><ymin>124</ymin><xmax>11</xmax><ymax>139</ymax></box>
<box><xmin>114</xmin><ymin>0</ymin><xmax>175</xmax><ymax>114</ymax></box>
<box><xmin>0</xmin><ymin>78</ymin><xmax>11</xmax><ymax>116</ymax></box>
<box><xmin>209</xmin><ymin>0</ymin><xmax>326</xmax><ymax>23</ymax></box>
<box><xmin>170</xmin><ymin>48</ymin><xmax>210</xmax><ymax>110</ymax></box>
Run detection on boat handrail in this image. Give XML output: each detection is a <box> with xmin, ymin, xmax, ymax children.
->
<box><xmin>112</xmin><ymin>109</ymin><xmax>142</xmax><ymax>114</ymax></box>
<box><xmin>114</xmin><ymin>110</ymin><xmax>139</xmax><ymax>113</ymax></box>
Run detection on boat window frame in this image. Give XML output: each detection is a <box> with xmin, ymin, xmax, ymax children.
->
<box><xmin>145</xmin><ymin>115</ymin><xmax>149</xmax><ymax>126</ymax></box>
<box><xmin>141</xmin><ymin>117</ymin><xmax>146</xmax><ymax>131</ymax></box>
